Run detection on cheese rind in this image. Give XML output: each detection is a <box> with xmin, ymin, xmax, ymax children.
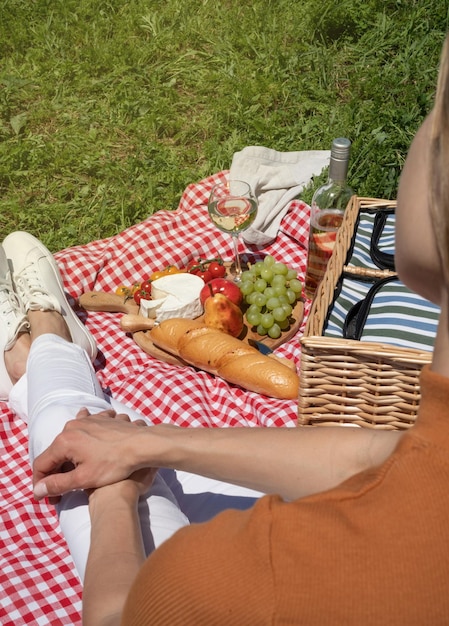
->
<box><xmin>139</xmin><ymin>273</ymin><xmax>205</xmax><ymax>322</ymax></box>
<box><xmin>139</xmin><ymin>297</ymin><xmax>166</xmax><ymax>318</ymax></box>
<box><xmin>151</xmin><ymin>274</ymin><xmax>205</xmax><ymax>301</ymax></box>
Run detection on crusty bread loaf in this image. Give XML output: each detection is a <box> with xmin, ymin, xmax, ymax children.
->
<box><xmin>218</xmin><ymin>353</ymin><xmax>297</xmax><ymax>399</ymax></box>
<box><xmin>179</xmin><ymin>328</ymin><xmax>256</xmax><ymax>371</ymax></box>
<box><xmin>149</xmin><ymin>318</ymin><xmax>207</xmax><ymax>354</ymax></box>
<box><xmin>149</xmin><ymin>319</ymin><xmax>299</xmax><ymax>399</ymax></box>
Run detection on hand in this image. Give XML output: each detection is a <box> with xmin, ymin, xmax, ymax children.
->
<box><xmin>87</xmin><ymin>466</ymin><xmax>159</xmax><ymax>510</ymax></box>
<box><xmin>32</xmin><ymin>407</ymin><xmax>149</xmax><ymax>500</ymax></box>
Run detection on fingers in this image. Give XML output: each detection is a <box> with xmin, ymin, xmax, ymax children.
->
<box><xmin>32</xmin><ymin>440</ymin><xmax>80</xmax><ymax>499</ymax></box>
<box><xmin>75</xmin><ymin>407</ymin><xmax>117</xmax><ymax>420</ymax></box>
<box><xmin>32</xmin><ymin>410</ymin><xmax>149</xmax><ymax>501</ymax></box>
<box><xmin>115</xmin><ymin>412</ymin><xmax>131</xmax><ymax>422</ymax></box>
<box><xmin>76</xmin><ymin>407</ymin><xmax>91</xmax><ymax>419</ymax></box>
<box><xmin>33</xmin><ymin>442</ymin><xmax>102</xmax><ymax>499</ymax></box>
<box><xmin>75</xmin><ymin>407</ymin><xmax>138</xmax><ymax>424</ymax></box>
<box><xmin>111</xmin><ymin>412</ymin><xmax>147</xmax><ymax>428</ymax></box>
<box><xmin>32</xmin><ymin>434</ymin><xmax>71</xmax><ymax>485</ymax></box>
<box><xmin>33</xmin><ymin>467</ymin><xmax>84</xmax><ymax>500</ymax></box>
<box><xmin>33</xmin><ymin>481</ymin><xmax>50</xmax><ymax>500</ymax></box>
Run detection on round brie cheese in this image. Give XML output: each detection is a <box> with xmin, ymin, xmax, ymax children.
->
<box><xmin>139</xmin><ymin>273</ymin><xmax>205</xmax><ymax>321</ymax></box>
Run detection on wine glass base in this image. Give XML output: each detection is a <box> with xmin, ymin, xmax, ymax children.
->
<box><xmin>228</xmin><ymin>258</ymin><xmax>249</xmax><ymax>282</ymax></box>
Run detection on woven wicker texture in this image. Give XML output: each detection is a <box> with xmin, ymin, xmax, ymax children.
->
<box><xmin>298</xmin><ymin>197</ymin><xmax>432</xmax><ymax>430</ymax></box>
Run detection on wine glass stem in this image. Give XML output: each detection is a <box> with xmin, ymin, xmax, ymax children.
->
<box><xmin>232</xmin><ymin>234</ymin><xmax>243</xmax><ymax>280</ymax></box>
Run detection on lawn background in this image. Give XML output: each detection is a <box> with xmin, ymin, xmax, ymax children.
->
<box><xmin>1</xmin><ymin>0</ymin><xmax>448</xmax><ymax>250</ymax></box>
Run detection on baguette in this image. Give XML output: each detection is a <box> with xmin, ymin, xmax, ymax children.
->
<box><xmin>150</xmin><ymin>319</ymin><xmax>299</xmax><ymax>400</ymax></box>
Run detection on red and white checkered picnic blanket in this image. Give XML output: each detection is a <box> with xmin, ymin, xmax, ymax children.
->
<box><xmin>0</xmin><ymin>172</ymin><xmax>312</xmax><ymax>624</ymax></box>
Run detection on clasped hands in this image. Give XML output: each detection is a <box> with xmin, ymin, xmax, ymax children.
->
<box><xmin>32</xmin><ymin>407</ymin><xmax>154</xmax><ymax>501</ymax></box>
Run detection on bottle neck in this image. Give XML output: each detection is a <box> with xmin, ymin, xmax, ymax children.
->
<box><xmin>328</xmin><ymin>156</ymin><xmax>349</xmax><ymax>184</ymax></box>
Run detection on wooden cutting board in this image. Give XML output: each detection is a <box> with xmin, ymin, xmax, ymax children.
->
<box><xmin>79</xmin><ymin>291</ymin><xmax>304</xmax><ymax>366</ymax></box>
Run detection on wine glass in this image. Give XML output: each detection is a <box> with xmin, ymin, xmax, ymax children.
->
<box><xmin>208</xmin><ymin>180</ymin><xmax>258</xmax><ymax>282</ymax></box>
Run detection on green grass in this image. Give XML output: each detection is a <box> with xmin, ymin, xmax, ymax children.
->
<box><xmin>1</xmin><ymin>0</ymin><xmax>448</xmax><ymax>250</ymax></box>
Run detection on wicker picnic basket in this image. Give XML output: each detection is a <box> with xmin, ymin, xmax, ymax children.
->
<box><xmin>298</xmin><ymin>196</ymin><xmax>432</xmax><ymax>430</ymax></box>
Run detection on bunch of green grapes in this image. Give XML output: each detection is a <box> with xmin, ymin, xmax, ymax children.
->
<box><xmin>239</xmin><ymin>255</ymin><xmax>303</xmax><ymax>339</ymax></box>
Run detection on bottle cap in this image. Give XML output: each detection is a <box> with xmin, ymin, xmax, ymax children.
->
<box><xmin>331</xmin><ymin>137</ymin><xmax>351</xmax><ymax>160</ymax></box>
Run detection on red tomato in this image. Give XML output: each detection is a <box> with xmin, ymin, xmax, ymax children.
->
<box><xmin>133</xmin><ymin>289</ymin><xmax>143</xmax><ymax>305</ymax></box>
<box><xmin>185</xmin><ymin>260</ymin><xmax>200</xmax><ymax>272</ymax></box>
<box><xmin>196</xmin><ymin>269</ymin><xmax>213</xmax><ymax>283</ymax></box>
<box><xmin>188</xmin><ymin>264</ymin><xmax>213</xmax><ymax>283</ymax></box>
<box><xmin>208</xmin><ymin>261</ymin><xmax>226</xmax><ymax>279</ymax></box>
<box><xmin>187</xmin><ymin>264</ymin><xmax>201</xmax><ymax>276</ymax></box>
<box><xmin>140</xmin><ymin>279</ymin><xmax>152</xmax><ymax>294</ymax></box>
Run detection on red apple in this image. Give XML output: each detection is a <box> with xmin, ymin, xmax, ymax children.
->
<box><xmin>200</xmin><ymin>278</ymin><xmax>243</xmax><ymax>307</ymax></box>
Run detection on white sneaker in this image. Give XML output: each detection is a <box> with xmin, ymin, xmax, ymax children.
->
<box><xmin>0</xmin><ymin>246</ymin><xmax>29</xmax><ymax>399</ymax></box>
<box><xmin>3</xmin><ymin>232</ymin><xmax>97</xmax><ymax>362</ymax></box>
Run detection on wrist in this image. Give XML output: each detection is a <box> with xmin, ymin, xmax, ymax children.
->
<box><xmin>146</xmin><ymin>423</ymin><xmax>219</xmax><ymax>473</ymax></box>
<box><xmin>137</xmin><ymin>423</ymin><xmax>185</xmax><ymax>468</ymax></box>
<box><xmin>88</xmin><ymin>480</ymin><xmax>140</xmax><ymax>514</ymax></box>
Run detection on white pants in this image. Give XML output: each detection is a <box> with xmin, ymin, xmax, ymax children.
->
<box><xmin>9</xmin><ymin>334</ymin><xmax>261</xmax><ymax>582</ymax></box>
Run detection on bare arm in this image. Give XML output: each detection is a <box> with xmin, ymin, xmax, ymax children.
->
<box><xmin>138</xmin><ymin>423</ymin><xmax>402</xmax><ymax>500</ymax></box>
<box><xmin>82</xmin><ymin>469</ymin><xmax>156</xmax><ymax>626</ymax></box>
<box><xmin>33</xmin><ymin>411</ymin><xmax>403</xmax><ymax>502</ymax></box>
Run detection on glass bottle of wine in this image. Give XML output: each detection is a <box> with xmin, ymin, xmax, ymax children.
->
<box><xmin>304</xmin><ymin>137</ymin><xmax>353</xmax><ymax>299</ymax></box>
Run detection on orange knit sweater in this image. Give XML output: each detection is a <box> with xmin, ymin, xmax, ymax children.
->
<box><xmin>122</xmin><ymin>366</ymin><xmax>449</xmax><ymax>625</ymax></box>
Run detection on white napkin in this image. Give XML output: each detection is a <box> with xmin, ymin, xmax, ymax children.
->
<box><xmin>229</xmin><ymin>146</ymin><xmax>330</xmax><ymax>246</ymax></box>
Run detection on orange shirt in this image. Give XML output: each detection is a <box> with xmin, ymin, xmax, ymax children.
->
<box><xmin>122</xmin><ymin>366</ymin><xmax>449</xmax><ymax>625</ymax></box>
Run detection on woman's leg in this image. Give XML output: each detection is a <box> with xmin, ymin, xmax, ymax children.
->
<box><xmin>1</xmin><ymin>230</ymin><xmax>188</xmax><ymax>583</ymax></box>
<box><xmin>3</xmin><ymin>232</ymin><xmax>259</xmax><ymax>581</ymax></box>
<box><xmin>26</xmin><ymin>334</ymin><xmax>109</xmax><ymax>463</ymax></box>
<box><xmin>11</xmin><ymin>367</ymin><xmax>260</xmax><ymax>529</ymax></box>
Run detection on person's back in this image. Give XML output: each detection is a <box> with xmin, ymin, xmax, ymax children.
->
<box><xmin>122</xmin><ymin>365</ymin><xmax>449</xmax><ymax>625</ymax></box>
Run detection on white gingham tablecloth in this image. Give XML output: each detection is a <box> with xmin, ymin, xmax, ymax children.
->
<box><xmin>0</xmin><ymin>171</ymin><xmax>311</xmax><ymax>624</ymax></box>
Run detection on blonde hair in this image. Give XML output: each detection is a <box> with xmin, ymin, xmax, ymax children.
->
<box><xmin>430</xmin><ymin>33</ymin><xmax>449</xmax><ymax>282</ymax></box>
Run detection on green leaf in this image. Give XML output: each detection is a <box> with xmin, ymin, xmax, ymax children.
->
<box><xmin>10</xmin><ymin>113</ymin><xmax>27</xmax><ymax>136</ymax></box>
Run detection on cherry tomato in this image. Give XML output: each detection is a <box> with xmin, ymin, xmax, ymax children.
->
<box><xmin>186</xmin><ymin>258</ymin><xmax>226</xmax><ymax>283</ymax></box>
<box><xmin>208</xmin><ymin>261</ymin><xmax>226</xmax><ymax>279</ymax></box>
<box><xmin>140</xmin><ymin>279</ymin><xmax>152</xmax><ymax>294</ymax></box>
<box><xmin>149</xmin><ymin>265</ymin><xmax>181</xmax><ymax>281</ymax></box>
<box><xmin>196</xmin><ymin>269</ymin><xmax>213</xmax><ymax>283</ymax></box>
<box><xmin>115</xmin><ymin>285</ymin><xmax>131</xmax><ymax>297</ymax></box>
<box><xmin>133</xmin><ymin>289</ymin><xmax>143</xmax><ymax>305</ymax></box>
<box><xmin>150</xmin><ymin>270</ymin><xmax>166</xmax><ymax>281</ymax></box>
<box><xmin>185</xmin><ymin>260</ymin><xmax>199</xmax><ymax>272</ymax></box>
